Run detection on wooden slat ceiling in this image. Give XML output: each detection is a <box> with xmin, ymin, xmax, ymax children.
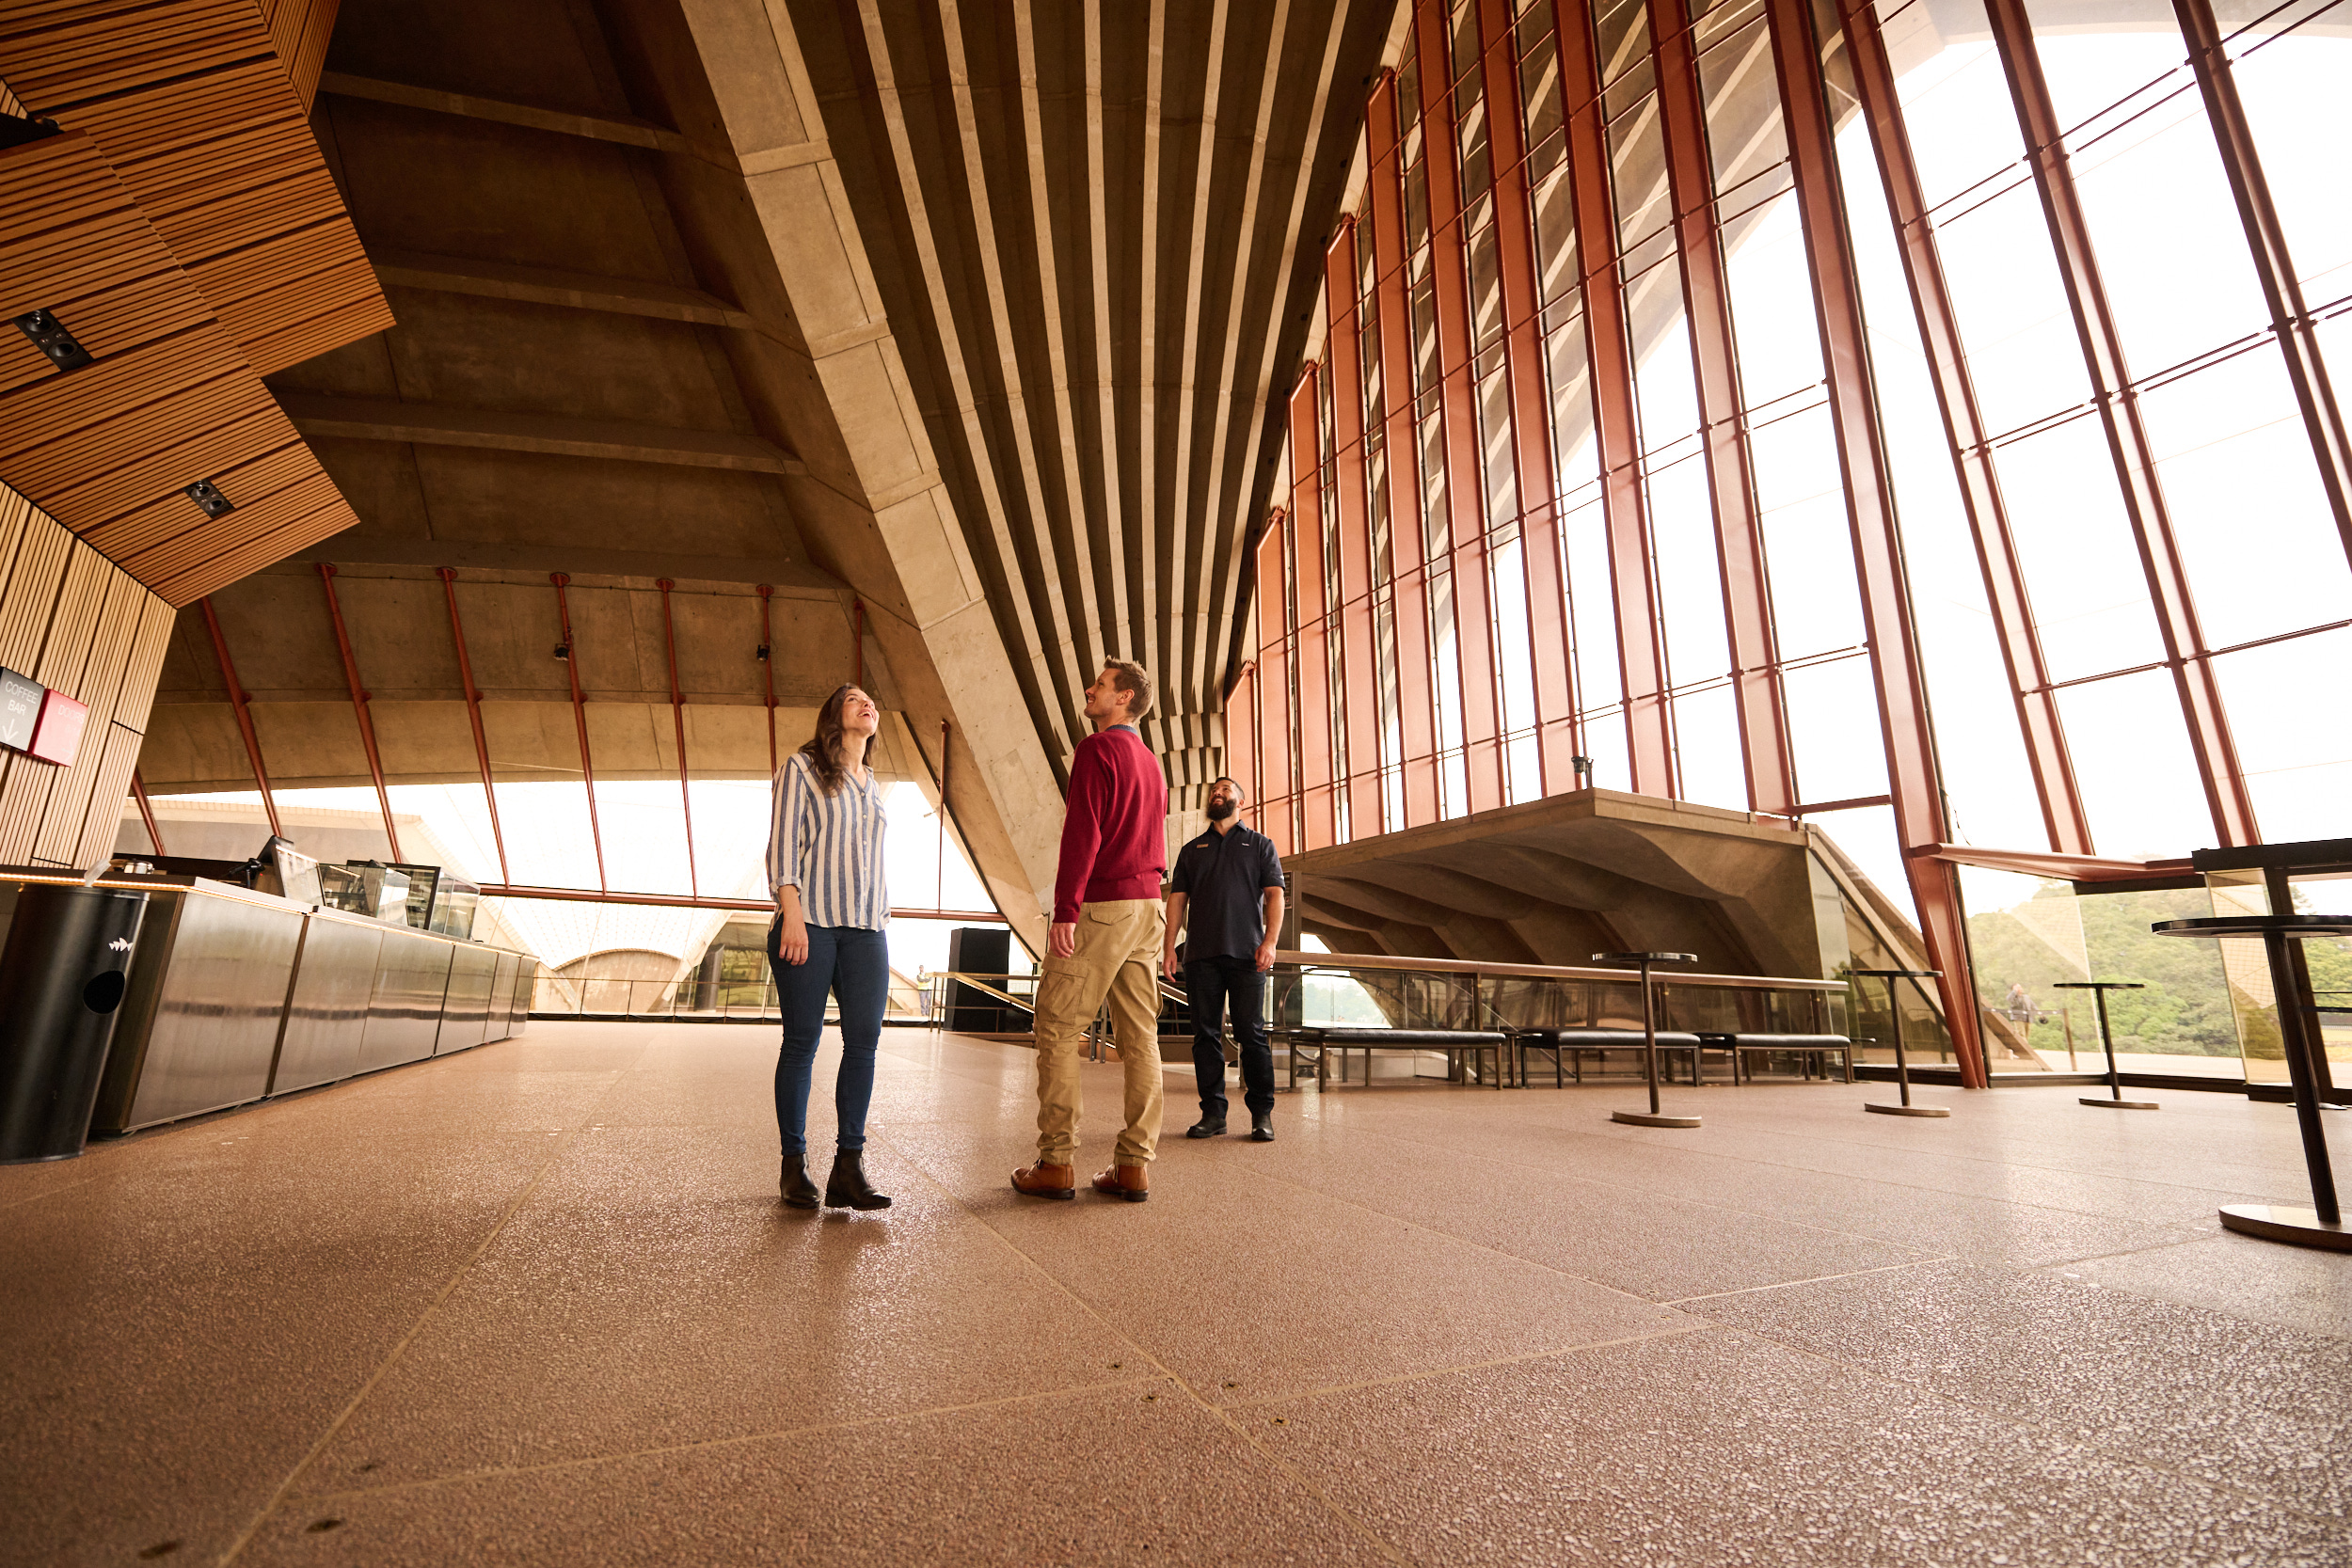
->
<box><xmin>0</xmin><ymin>0</ymin><xmax>385</xmax><ymax>607</ymax></box>
<box><xmin>0</xmin><ymin>1</ymin><xmax>387</xmax><ymax>374</ymax></box>
<box><xmin>0</xmin><ymin>131</ymin><xmax>360</xmax><ymax>605</ymax></box>
<box><xmin>785</xmin><ymin>0</ymin><xmax>1400</xmax><ymax>781</ymax></box>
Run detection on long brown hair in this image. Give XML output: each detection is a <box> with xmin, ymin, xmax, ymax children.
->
<box><xmin>798</xmin><ymin>684</ymin><xmax>876</xmax><ymax>796</ymax></box>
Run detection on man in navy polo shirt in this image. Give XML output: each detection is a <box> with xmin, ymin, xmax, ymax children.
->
<box><xmin>1162</xmin><ymin>775</ymin><xmax>1286</xmax><ymax>1141</ymax></box>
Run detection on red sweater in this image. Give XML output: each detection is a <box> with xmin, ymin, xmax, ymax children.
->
<box><xmin>1053</xmin><ymin>725</ymin><xmax>1168</xmax><ymax>923</ymax></box>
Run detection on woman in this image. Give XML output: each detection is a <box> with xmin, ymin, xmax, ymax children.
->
<box><xmin>767</xmin><ymin>683</ymin><xmax>892</xmax><ymax>1211</ymax></box>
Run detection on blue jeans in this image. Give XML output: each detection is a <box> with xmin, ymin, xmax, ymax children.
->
<box><xmin>1185</xmin><ymin>956</ymin><xmax>1273</xmax><ymax>1120</ymax></box>
<box><xmin>767</xmin><ymin>920</ymin><xmax>890</xmax><ymax>1156</ymax></box>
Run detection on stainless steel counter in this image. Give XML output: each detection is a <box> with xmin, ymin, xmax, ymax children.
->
<box><xmin>63</xmin><ymin>877</ymin><xmax>539</xmax><ymax>1135</ymax></box>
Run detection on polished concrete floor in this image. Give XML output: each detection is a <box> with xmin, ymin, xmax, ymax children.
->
<box><xmin>4</xmin><ymin>1022</ymin><xmax>2349</xmax><ymax>1566</ymax></box>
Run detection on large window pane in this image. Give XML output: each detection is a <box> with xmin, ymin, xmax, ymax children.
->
<box><xmin>1750</xmin><ymin>404</ymin><xmax>1867</xmax><ymax>661</ymax></box>
<box><xmin>2134</xmin><ymin>348</ymin><xmax>2352</xmax><ymax>651</ymax></box>
<box><xmin>1867</xmin><ymin>2</ymin><xmax>2026</xmax><ymax>211</ymax></box>
<box><xmin>1932</xmin><ymin>181</ymin><xmax>2090</xmax><ymax>435</ymax></box>
<box><xmin>1993</xmin><ymin>414</ymin><xmax>2167</xmax><ymax>682</ymax></box>
<box><xmin>2054</xmin><ymin>668</ymin><xmax>2217</xmax><ymax>856</ymax></box>
<box><xmin>2226</xmin><ymin>25</ymin><xmax>2352</xmax><ymax>307</ymax></box>
<box><xmin>1645</xmin><ymin>451</ymin><xmax>1731</xmax><ymax>682</ymax></box>
<box><xmin>1784</xmin><ymin>654</ymin><xmax>1891</xmax><ymax>807</ymax></box>
<box><xmin>2211</xmin><ymin>626</ymin><xmax>2352</xmax><ymax>844</ymax></box>
<box><xmin>1672</xmin><ymin>684</ymin><xmax>1747</xmax><ymax>809</ymax></box>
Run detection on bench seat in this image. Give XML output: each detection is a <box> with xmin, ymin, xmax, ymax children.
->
<box><xmin>1699</xmin><ymin>1032</ymin><xmax>1854</xmax><ymax>1084</ymax></box>
<box><xmin>1514</xmin><ymin>1028</ymin><xmax>1706</xmax><ymax>1087</ymax></box>
<box><xmin>1287</xmin><ymin>1027</ymin><xmax>1510</xmax><ymax>1090</ymax></box>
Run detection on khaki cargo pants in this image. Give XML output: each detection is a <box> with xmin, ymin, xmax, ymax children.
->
<box><xmin>1033</xmin><ymin>898</ymin><xmax>1166</xmax><ymax>1165</ymax></box>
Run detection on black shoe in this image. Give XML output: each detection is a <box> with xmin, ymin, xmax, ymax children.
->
<box><xmin>1185</xmin><ymin>1118</ymin><xmax>1228</xmax><ymax>1139</ymax></box>
<box><xmin>1249</xmin><ymin>1114</ymin><xmax>1275</xmax><ymax>1142</ymax></box>
<box><xmin>825</xmin><ymin>1148</ymin><xmax>892</xmax><ymax>1211</ymax></box>
<box><xmin>780</xmin><ymin>1152</ymin><xmax>819</xmax><ymax>1209</ymax></box>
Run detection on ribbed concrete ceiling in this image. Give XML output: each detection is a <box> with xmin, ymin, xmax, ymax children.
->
<box><xmin>785</xmin><ymin>0</ymin><xmax>1402</xmax><ymax>794</ymax></box>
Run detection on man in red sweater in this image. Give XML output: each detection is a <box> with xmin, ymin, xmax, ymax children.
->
<box><xmin>1012</xmin><ymin>659</ymin><xmax>1170</xmax><ymax>1202</ymax></box>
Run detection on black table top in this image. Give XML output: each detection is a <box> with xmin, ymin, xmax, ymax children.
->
<box><xmin>2052</xmin><ymin>980</ymin><xmax>2145</xmax><ymax>990</ymax></box>
<box><xmin>1591</xmin><ymin>952</ymin><xmax>1697</xmax><ymax>964</ymax></box>
<box><xmin>2152</xmin><ymin>915</ymin><xmax>2352</xmax><ymax>940</ymax></box>
<box><xmin>1850</xmin><ymin>967</ymin><xmax>1941</xmax><ymax>979</ymax></box>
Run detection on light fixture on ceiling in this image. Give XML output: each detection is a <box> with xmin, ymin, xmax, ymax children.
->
<box><xmin>15</xmin><ymin>309</ymin><xmax>92</xmax><ymax>372</ymax></box>
<box><xmin>183</xmin><ymin>480</ymin><xmax>234</xmax><ymax>517</ymax></box>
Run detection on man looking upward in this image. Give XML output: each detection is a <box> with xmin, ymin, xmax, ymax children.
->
<box><xmin>1164</xmin><ymin>775</ymin><xmax>1286</xmax><ymax>1142</ymax></box>
<box><xmin>1012</xmin><ymin>659</ymin><xmax>1170</xmax><ymax>1203</ymax></box>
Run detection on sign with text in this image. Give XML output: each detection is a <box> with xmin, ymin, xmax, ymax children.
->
<box><xmin>29</xmin><ymin>689</ymin><xmax>86</xmax><ymax>766</ymax></box>
<box><xmin>0</xmin><ymin>667</ymin><xmax>41</xmax><ymax>752</ymax></box>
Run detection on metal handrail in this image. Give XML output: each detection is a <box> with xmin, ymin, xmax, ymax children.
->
<box><xmin>1276</xmin><ymin>949</ymin><xmax>1843</xmax><ymax>990</ymax></box>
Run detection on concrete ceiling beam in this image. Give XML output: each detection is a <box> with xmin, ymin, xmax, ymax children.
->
<box><xmin>278</xmin><ymin>393</ymin><xmax>805</xmax><ymax>475</ymax></box>
<box><xmin>317</xmin><ymin>71</ymin><xmax>701</xmax><ymax>155</ymax></box>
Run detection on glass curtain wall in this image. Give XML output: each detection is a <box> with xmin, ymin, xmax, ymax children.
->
<box><xmin>1230</xmin><ymin>0</ymin><xmax>2352</xmax><ymax>1079</ymax></box>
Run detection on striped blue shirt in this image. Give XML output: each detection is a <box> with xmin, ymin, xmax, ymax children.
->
<box><xmin>765</xmin><ymin>752</ymin><xmax>889</xmax><ymax>929</ymax></box>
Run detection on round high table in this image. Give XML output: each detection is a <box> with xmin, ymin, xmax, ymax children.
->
<box><xmin>1595</xmin><ymin>951</ymin><xmax>1699</xmax><ymax>1129</ymax></box>
<box><xmin>2153</xmin><ymin>914</ymin><xmax>2352</xmax><ymax>1251</ymax></box>
<box><xmin>1852</xmin><ymin>968</ymin><xmax>1949</xmax><ymax>1117</ymax></box>
<box><xmin>2052</xmin><ymin>980</ymin><xmax>2157</xmax><ymax>1110</ymax></box>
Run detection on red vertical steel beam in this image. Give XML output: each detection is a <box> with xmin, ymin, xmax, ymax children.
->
<box><xmin>1366</xmin><ymin>71</ymin><xmax>1444</xmax><ymax>826</ymax></box>
<box><xmin>1224</xmin><ymin>660</ymin><xmax>1261</xmax><ymax>823</ymax></box>
<box><xmin>1253</xmin><ymin>510</ymin><xmax>1296</xmax><ymax>854</ymax></box>
<box><xmin>1649</xmin><ymin>2</ymin><xmax>1798</xmax><ymax>816</ymax></box>
<box><xmin>2175</xmin><ymin>0</ymin><xmax>2352</xmax><ymax>568</ymax></box>
<box><xmin>755</xmin><ymin>583</ymin><xmax>779</xmax><ymax>776</ymax></box>
<box><xmin>1410</xmin><ymin>0</ymin><xmax>1505</xmax><ymax>816</ymax></box>
<box><xmin>1288</xmin><ymin>369</ymin><xmax>1337</xmax><ymax>848</ymax></box>
<box><xmin>936</xmin><ymin>718</ymin><xmax>949</xmax><ymax>910</ymax></box>
<box><xmin>437</xmin><ymin>568</ymin><xmax>513</xmax><ymax>886</ymax></box>
<box><xmin>198</xmin><ymin>596</ymin><xmax>282</xmax><ymax>840</ymax></box>
<box><xmin>1323</xmin><ymin>219</ymin><xmax>1387</xmax><ymax>836</ymax></box>
<box><xmin>130</xmin><ymin>768</ymin><xmax>164</xmax><ymax>856</ymax></box>
<box><xmin>656</xmin><ymin>578</ymin><xmax>698</xmax><ymax>897</ymax></box>
<box><xmin>548</xmin><ymin>573</ymin><xmax>608</xmax><ymax>892</ymax></box>
<box><xmin>1763</xmin><ymin>0</ymin><xmax>1988</xmax><ymax>1086</ymax></box>
<box><xmin>1837</xmin><ymin>0</ymin><xmax>2092</xmax><ymax>856</ymax></box>
<box><xmin>315</xmin><ymin>565</ymin><xmax>403</xmax><ymax>863</ymax></box>
<box><xmin>1980</xmin><ymin>0</ymin><xmax>2257</xmax><ymax>847</ymax></box>
<box><xmin>1476</xmin><ymin>0</ymin><xmax>1581</xmax><ymax>795</ymax></box>
<box><xmin>1549</xmin><ymin>0</ymin><xmax>1676</xmax><ymax>795</ymax></box>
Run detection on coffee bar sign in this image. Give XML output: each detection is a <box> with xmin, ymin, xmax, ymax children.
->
<box><xmin>0</xmin><ymin>667</ymin><xmax>87</xmax><ymax>767</ymax></box>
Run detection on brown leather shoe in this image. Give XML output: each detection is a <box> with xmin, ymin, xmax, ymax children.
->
<box><xmin>1011</xmin><ymin>1160</ymin><xmax>1076</xmax><ymax>1200</ymax></box>
<box><xmin>1090</xmin><ymin>1164</ymin><xmax>1150</xmax><ymax>1202</ymax></box>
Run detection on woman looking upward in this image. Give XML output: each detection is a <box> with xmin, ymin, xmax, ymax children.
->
<box><xmin>767</xmin><ymin>682</ymin><xmax>892</xmax><ymax>1211</ymax></box>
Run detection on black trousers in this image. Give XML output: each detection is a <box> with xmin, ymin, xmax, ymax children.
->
<box><xmin>1185</xmin><ymin>955</ymin><xmax>1273</xmax><ymax>1120</ymax></box>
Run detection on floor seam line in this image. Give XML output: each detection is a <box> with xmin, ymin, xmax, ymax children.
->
<box><xmin>211</xmin><ymin>1056</ymin><xmax>644</xmax><ymax>1566</ymax></box>
<box><xmin>1661</xmin><ymin>1257</ymin><xmax>1958</xmax><ymax>1306</ymax></box>
<box><xmin>281</xmin><ymin>1375</ymin><xmax>1177</xmax><ymax>1506</ymax></box>
<box><xmin>1217</xmin><ymin>1321</ymin><xmax>1715</xmax><ymax>1410</ymax></box>
<box><xmin>863</xmin><ymin>1123</ymin><xmax>1421</xmax><ymax>1566</ymax></box>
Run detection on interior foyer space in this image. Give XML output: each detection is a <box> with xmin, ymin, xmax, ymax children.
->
<box><xmin>4</xmin><ymin>1022</ymin><xmax>2345</xmax><ymax>1566</ymax></box>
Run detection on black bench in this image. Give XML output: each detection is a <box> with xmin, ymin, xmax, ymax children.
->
<box><xmin>1287</xmin><ymin>1028</ymin><xmax>1510</xmax><ymax>1090</ymax></box>
<box><xmin>1701</xmin><ymin>1033</ymin><xmax>1854</xmax><ymax>1084</ymax></box>
<box><xmin>1514</xmin><ymin>1028</ymin><xmax>1707</xmax><ymax>1087</ymax></box>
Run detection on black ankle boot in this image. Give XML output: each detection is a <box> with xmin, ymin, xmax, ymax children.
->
<box><xmin>780</xmin><ymin>1152</ymin><xmax>819</xmax><ymax>1210</ymax></box>
<box><xmin>825</xmin><ymin>1148</ymin><xmax>891</xmax><ymax>1211</ymax></box>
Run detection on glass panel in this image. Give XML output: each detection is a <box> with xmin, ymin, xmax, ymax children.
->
<box><xmin>1993</xmin><ymin>414</ymin><xmax>2167</xmax><ymax>682</ymax></box>
<box><xmin>1532</xmin><ymin>162</ymin><xmax>1581</xmax><ymax>325</ymax></box>
<box><xmin>1629</xmin><ymin>277</ymin><xmax>1701</xmax><ymax>454</ymax></box>
<box><xmin>1430</xmin><ymin>562</ymin><xmax>1467</xmax><ymax>818</ymax></box>
<box><xmin>1931</xmin><ymin>180</ymin><xmax>2091</xmax><ymax>435</ymax></box>
<box><xmin>1783</xmin><ymin>654</ymin><xmax>1890</xmax><ymax>806</ymax></box>
<box><xmin>2053</xmin><ymin>667</ymin><xmax>2217</xmax><ymax>857</ymax></box>
<box><xmin>1479</xmin><ymin>368</ymin><xmax>1519</xmax><ymax>536</ymax></box>
<box><xmin>2049</xmin><ymin>43</ymin><xmax>2271</xmax><ymax>375</ymax></box>
<box><xmin>1548</xmin><ymin>312</ymin><xmax>1602</xmax><ymax>498</ymax></box>
<box><xmin>1647</xmin><ymin>451</ymin><xmax>1731</xmax><ymax>683</ymax></box>
<box><xmin>1562</xmin><ymin>491</ymin><xmax>1622</xmax><ymax>754</ymax></box>
<box><xmin>1596</xmin><ymin>0</ymin><xmax>1652</xmax><ymax>86</ymax></box>
<box><xmin>1608</xmin><ymin>89</ymin><xmax>1673</xmax><ymax>253</ymax></box>
<box><xmin>1673</xmin><ymin>684</ymin><xmax>1748</xmax><ymax>808</ymax></box>
<box><xmin>1750</xmin><ymin>404</ymin><xmax>1866</xmax><ymax>659</ymax></box>
<box><xmin>1868</xmin><ymin>4</ymin><xmax>2026</xmax><ymax>212</ymax></box>
<box><xmin>2133</xmin><ymin>348</ymin><xmax>2352</xmax><ymax>652</ymax></box>
<box><xmin>1721</xmin><ymin>192</ymin><xmax>1824</xmax><ymax>415</ymax></box>
<box><xmin>2226</xmin><ymin>24</ymin><xmax>2352</xmax><ymax>307</ymax></box>
<box><xmin>1696</xmin><ymin>12</ymin><xmax>1785</xmax><ymax>198</ymax></box>
<box><xmin>1490</xmin><ymin>536</ymin><xmax>1542</xmax><ymax>803</ymax></box>
<box><xmin>2210</xmin><ymin>626</ymin><xmax>2352</xmax><ymax>844</ymax></box>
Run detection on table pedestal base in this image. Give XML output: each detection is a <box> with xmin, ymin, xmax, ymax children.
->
<box><xmin>1865</xmin><ymin>1101</ymin><xmax>1949</xmax><ymax>1117</ymax></box>
<box><xmin>2218</xmin><ymin>1203</ymin><xmax>2351</xmax><ymax>1251</ymax></box>
<box><xmin>1613</xmin><ymin>1110</ymin><xmax>1701</xmax><ymax>1129</ymax></box>
<box><xmin>2079</xmin><ymin>1096</ymin><xmax>2159</xmax><ymax>1111</ymax></box>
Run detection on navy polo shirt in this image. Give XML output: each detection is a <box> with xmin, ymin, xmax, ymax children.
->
<box><xmin>1168</xmin><ymin>822</ymin><xmax>1285</xmax><ymax>961</ymax></box>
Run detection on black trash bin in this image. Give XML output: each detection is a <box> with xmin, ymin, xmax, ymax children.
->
<box><xmin>0</xmin><ymin>882</ymin><xmax>148</xmax><ymax>1163</ymax></box>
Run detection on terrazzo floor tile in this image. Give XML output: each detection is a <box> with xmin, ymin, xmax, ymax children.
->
<box><xmin>2046</xmin><ymin>1227</ymin><xmax>2352</xmax><ymax>1339</ymax></box>
<box><xmin>240</xmin><ymin>1381</ymin><xmax>1387</xmax><ymax>1568</ymax></box>
<box><xmin>1252</xmin><ymin>1325</ymin><xmax>2344</xmax><ymax>1567</ymax></box>
<box><xmin>1687</xmin><ymin>1258</ymin><xmax>2352</xmax><ymax>1520</ymax></box>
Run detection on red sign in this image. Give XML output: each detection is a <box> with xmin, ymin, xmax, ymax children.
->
<box><xmin>29</xmin><ymin>689</ymin><xmax>86</xmax><ymax>766</ymax></box>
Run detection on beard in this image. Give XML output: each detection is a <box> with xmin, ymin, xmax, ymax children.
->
<box><xmin>1205</xmin><ymin>800</ymin><xmax>1236</xmax><ymax>821</ymax></box>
